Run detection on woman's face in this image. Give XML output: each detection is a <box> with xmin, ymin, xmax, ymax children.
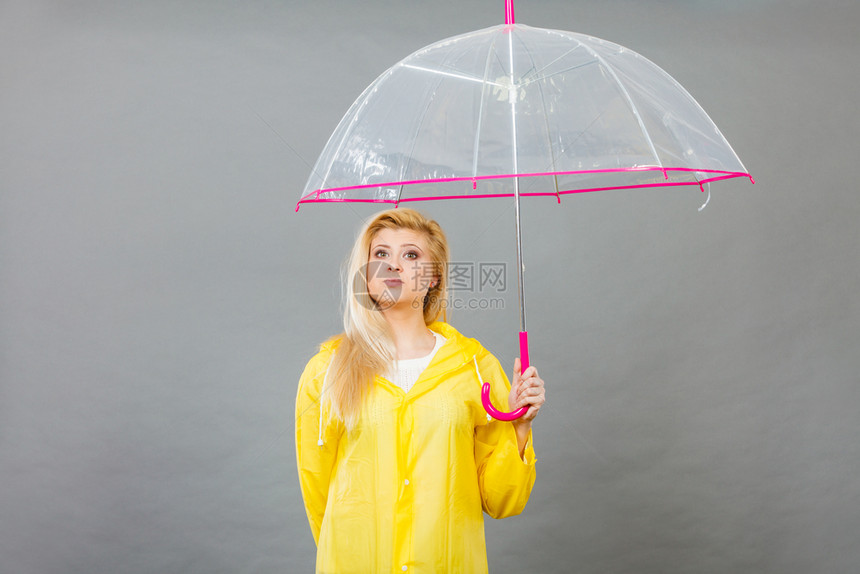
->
<box><xmin>366</xmin><ymin>228</ymin><xmax>437</xmax><ymax>312</ymax></box>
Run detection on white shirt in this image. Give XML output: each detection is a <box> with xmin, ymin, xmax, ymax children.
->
<box><xmin>384</xmin><ymin>331</ymin><xmax>447</xmax><ymax>394</ymax></box>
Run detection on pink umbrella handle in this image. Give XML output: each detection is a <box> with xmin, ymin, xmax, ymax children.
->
<box><xmin>481</xmin><ymin>331</ymin><xmax>530</xmax><ymax>421</ymax></box>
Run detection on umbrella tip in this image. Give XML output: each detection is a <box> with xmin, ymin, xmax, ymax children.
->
<box><xmin>504</xmin><ymin>0</ymin><xmax>516</xmax><ymax>25</ymax></box>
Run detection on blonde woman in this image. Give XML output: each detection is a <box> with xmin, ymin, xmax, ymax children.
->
<box><xmin>295</xmin><ymin>207</ymin><xmax>545</xmax><ymax>573</ymax></box>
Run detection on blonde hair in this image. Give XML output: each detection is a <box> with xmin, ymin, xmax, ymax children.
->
<box><xmin>321</xmin><ymin>207</ymin><xmax>450</xmax><ymax>430</ymax></box>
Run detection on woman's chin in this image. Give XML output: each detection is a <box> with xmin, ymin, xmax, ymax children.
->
<box><xmin>375</xmin><ymin>296</ymin><xmax>425</xmax><ymax>313</ymax></box>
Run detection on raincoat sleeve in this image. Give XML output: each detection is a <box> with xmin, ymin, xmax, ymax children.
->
<box><xmin>295</xmin><ymin>350</ymin><xmax>341</xmax><ymax>545</ymax></box>
<box><xmin>474</xmin><ymin>351</ymin><xmax>537</xmax><ymax>519</ymax></box>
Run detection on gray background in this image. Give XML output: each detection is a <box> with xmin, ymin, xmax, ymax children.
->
<box><xmin>2</xmin><ymin>0</ymin><xmax>858</xmax><ymax>573</ymax></box>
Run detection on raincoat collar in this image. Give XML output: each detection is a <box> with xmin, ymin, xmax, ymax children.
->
<box><xmin>319</xmin><ymin>320</ymin><xmax>481</xmax><ymax>363</ymax></box>
<box><xmin>423</xmin><ymin>320</ymin><xmax>482</xmax><ymax>377</ymax></box>
<box><xmin>319</xmin><ymin>320</ymin><xmax>484</xmax><ymax>392</ymax></box>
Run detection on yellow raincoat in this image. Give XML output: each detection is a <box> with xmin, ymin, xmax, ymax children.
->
<box><xmin>295</xmin><ymin>320</ymin><xmax>537</xmax><ymax>573</ymax></box>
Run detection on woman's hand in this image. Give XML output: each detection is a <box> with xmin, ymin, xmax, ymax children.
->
<box><xmin>508</xmin><ymin>356</ymin><xmax>545</xmax><ymax>427</ymax></box>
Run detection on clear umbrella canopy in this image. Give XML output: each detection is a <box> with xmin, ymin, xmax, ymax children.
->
<box><xmin>297</xmin><ymin>7</ymin><xmax>753</xmax><ymax>420</ymax></box>
<box><xmin>298</xmin><ymin>22</ymin><xmax>752</xmax><ymax>209</ymax></box>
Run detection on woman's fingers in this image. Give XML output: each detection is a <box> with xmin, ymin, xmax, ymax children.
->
<box><xmin>512</xmin><ymin>358</ymin><xmax>538</xmax><ymax>382</ymax></box>
<box><xmin>511</xmin><ymin>357</ymin><xmax>522</xmax><ymax>384</ymax></box>
<box><xmin>516</xmin><ymin>375</ymin><xmax>542</xmax><ymax>395</ymax></box>
<box><xmin>519</xmin><ymin>385</ymin><xmax>541</xmax><ymax>398</ymax></box>
<box><xmin>513</xmin><ymin>374</ymin><xmax>545</xmax><ymax>411</ymax></box>
<box><xmin>519</xmin><ymin>366</ymin><xmax>537</xmax><ymax>381</ymax></box>
<box><xmin>508</xmin><ymin>360</ymin><xmax>545</xmax><ymax>418</ymax></box>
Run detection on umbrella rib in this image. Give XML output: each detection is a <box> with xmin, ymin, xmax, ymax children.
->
<box><xmin>660</xmin><ymin>112</ymin><xmax>730</xmax><ymax>161</ymax></box>
<box><xmin>575</xmin><ymin>42</ymin><xmax>664</xmax><ymax>170</ymax></box>
<box><xmin>518</xmin><ymin>59</ymin><xmax>597</xmax><ymax>89</ymax></box>
<box><xmin>645</xmin><ymin>56</ymin><xmax>751</xmax><ymax>175</ymax></box>
<box><xmin>395</xmin><ymin>48</ymin><xmax>463</xmax><ymax>206</ymax></box>
<box><xmin>513</xmin><ymin>29</ymin><xmax>562</xmax><ymax>197</ymax></box>
<box><xmin>472</xmin><ymin>31</ymin><xmax>503</xmax><ymax>180</ymax></box>
<box><xmin>314</xmin><ymin>67</ymin><xmax>397</xmax><ymax>194</ymax></box>
<box><xmin>400</xmin><ymin>63</ymin><xmax>503</xmax><ymax>87</ymax></box>
<box><xmin>517</xmin><ymin>44</ymin><xmax>590</xmax><ymax>87</ymax></box>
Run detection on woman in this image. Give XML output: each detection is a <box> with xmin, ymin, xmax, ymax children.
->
<box><xmin>295</xmin><ymin>207</ymin><xmax>545</xmax><ymax>573</ymax></box>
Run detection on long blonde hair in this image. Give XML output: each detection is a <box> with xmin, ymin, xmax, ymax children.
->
<box><xmin>321</xmin><ymin>207</ymin><xmax>450</xmax><ymax>430</ymax></box>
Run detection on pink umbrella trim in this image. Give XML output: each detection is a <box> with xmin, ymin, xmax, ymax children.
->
<box><xmin>295</xmin><ymin>167</ymin><xmax>754</xmax><ymax>211</ymax></box>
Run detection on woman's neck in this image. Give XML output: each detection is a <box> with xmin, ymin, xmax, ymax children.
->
<box><xmin>383</xmin><ymin>311</ymin><xmax>435</xmax><ymax>360</ymax></box>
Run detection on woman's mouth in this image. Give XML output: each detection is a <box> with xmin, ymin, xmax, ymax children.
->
<box><xmin>383</xmin><ymin>279</ymin><xmax>403</xmax><ymax>286</ymax></box>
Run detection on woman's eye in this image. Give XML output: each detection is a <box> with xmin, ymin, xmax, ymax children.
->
<box><xmin>404</xmin><ymin>251</ymin><xmax>419</xmax><ymax>259</ymax></box>
<box><xmin>374</xmin><ymin>250</ymin><xmax>387</xmax><ymax>258</ymax></box>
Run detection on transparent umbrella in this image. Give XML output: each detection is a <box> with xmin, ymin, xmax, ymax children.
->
<box><xmin>296</xmin><ymin>0</ymin><xmax>754</xmax><ymax>419</ymax></box>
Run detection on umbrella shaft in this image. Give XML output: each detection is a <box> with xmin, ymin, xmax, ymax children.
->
<box><xmin>514</xmin><ymin>177</ymin><xmax>526</xmax><ymax>333</ymax></box>
<box><xmin>509</xmin><ymin>27</ymin><xmax>526</xmax><ymax>334</ymax></box>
